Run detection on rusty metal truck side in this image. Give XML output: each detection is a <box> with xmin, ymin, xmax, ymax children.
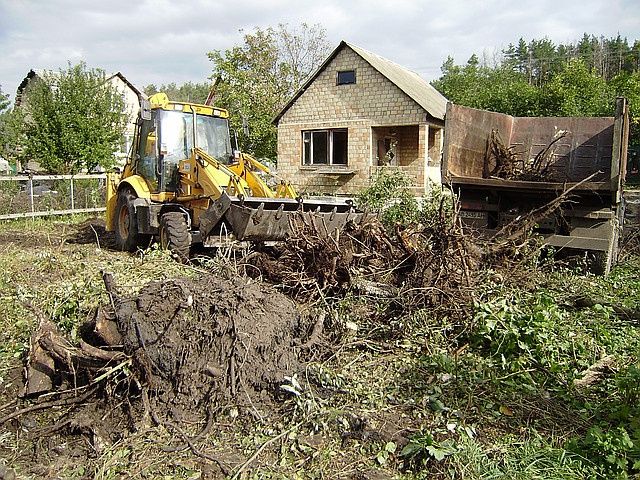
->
<box><xmin>441</xmin><ymin>97</ymin><xmax>630</xmax><ymax>274</ymax></box>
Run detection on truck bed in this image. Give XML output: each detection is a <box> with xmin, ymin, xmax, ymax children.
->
<box><xmin>442</xmin><ymin>103</ymin><xmax>624</xmax><ymax>193</ymax></box>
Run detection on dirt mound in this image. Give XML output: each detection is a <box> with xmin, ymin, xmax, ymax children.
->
<box><xmin>3</xmin><ymin>273</ymin><xmax>318</xmax><ymax>476</ymax></box>
<box><xmin>12</xmin><ymin>273</ymin><xmax>316</xmax><ymax>446</ymax></box>
<box><xmin>112</xmin><ymin>275</ymin><xmax>306</xmax><ymax>413</ymax></box>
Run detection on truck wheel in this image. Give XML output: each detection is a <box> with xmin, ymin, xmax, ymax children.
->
<box><xmin>115</xmin><ymin>190</ymin><xmax>144</xmax><ymax>252</ymax></box>
<box><xmin>159</xmin><ymin>212</ymin><xmax>191</xmax><ymax>262</ymax></box>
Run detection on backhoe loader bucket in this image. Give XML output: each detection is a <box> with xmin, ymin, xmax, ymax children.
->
<box><xmin>224</xmin><ymin>196</ymin><xmax>363</xmax><ymax>242</ymax></box>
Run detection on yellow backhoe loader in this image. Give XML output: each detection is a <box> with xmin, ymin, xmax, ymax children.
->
<box><xmin>105</xmin><ymin>93</ymin><xmax>361</xmax><ymax>259</ymax></box>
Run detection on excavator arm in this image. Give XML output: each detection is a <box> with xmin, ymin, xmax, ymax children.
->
<box><xmin>226</xmin><ymin>152</ymin><xmax>299</xmax><ymax>199</ymax></box>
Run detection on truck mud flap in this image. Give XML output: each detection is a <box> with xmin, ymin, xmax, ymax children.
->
<box><xmin>224</xmin><ymin>197</ymin><xmax>362</xmax><ymax>242</ymax></box>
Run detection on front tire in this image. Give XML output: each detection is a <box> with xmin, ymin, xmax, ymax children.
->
<box><xmin>159</xmin><ymin>212</ymin><xmax>191</xmax><ymax>262</ymax></box>
<box><xmin>115</xmin><ymin>190</ymin><xmax>145</xmax><ymax>252</ymax></box>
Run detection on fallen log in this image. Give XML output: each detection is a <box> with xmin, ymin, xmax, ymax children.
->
<box><xmin>573</xmin><ymin>355</ymin><xmax>616</xmax><ymax>390</ymax></box>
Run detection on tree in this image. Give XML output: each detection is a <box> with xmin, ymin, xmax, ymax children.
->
<box><xmin>143</xmin><ymin>83</ymin><xmax>158</xmax><ymax>96</ymax></box>
<box><xmin>0</xmin><ymin>85</ymin><xmax>9</xmax><ymax>113</ymax></box>
<box><xmin>0</xmin><ymin>85</ymin><xmax>24</xmax><ymax>165</ymax></box>
<box><xmin>610</xmin><ymin>71</ymin><xmax>640</xmax><ymax>146</ymax></box>
<box><xmin>432</xmin><ymin>33</ymin><xmax>639</xmax><ymax>146</ymax></box>
<box><xmin>16</xmin><ymin>63</ymin><xmax>126</xmax><ymax>174</ymax></box>
<box><xmin>143</xmin><ymin>81</ymin><xmax>210</xmax><ymax>104</ymax></box>
<box><xmin>207</xmin><ymin>23</ymin><xmax>330</xmax><ymax>159</ymax></box>
<box><xmin>539</xmin><ymin>59</ymin><xmax>612</xmax><ymax>116</ymax></box>
<box><xmin>275</xmin><ymin>23</ymin><xmax>331</xmax><ymax>96</ymax></box>
<box><xmin>529</xmin><ymin>38</ymin><xmax>559</xmax><ymax>86</ymax></box>
<box><xmin>432</xmin><ymin>58</ymin><xmax>539</xmax><ymax>116</ymax></box>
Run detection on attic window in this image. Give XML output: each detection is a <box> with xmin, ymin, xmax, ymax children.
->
<box><xmin>337</xmin><ymin>70</ymin><xmax>356</xmax><ymax>85</ymax></box>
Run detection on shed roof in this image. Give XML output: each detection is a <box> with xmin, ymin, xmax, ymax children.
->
<box><xmin>274</xmin><ymin>40</ymin><xmax>448</xmax><ymax>124</ymax></box>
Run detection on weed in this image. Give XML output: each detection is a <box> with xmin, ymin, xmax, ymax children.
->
<box><xmin>357</xmin><ymin>170</ymin><xmax>420</xmax><ymax>227</ymax></box>
<box><xmin>568</xmin><ymin>426</ymin><xmax>640</xmax><ymax>478</ymax></box>
<box><xmin>401</xmin><ymin>430</ymin><xmax>457</xmax><ymax>467</ymax></box>
<box><xmin>470</xmin><ymin>291</ymin><xmax>604</xmax><ymax>389</ymax></box>
<box><xmin>443</xmin><ymin>434</ymin><xmax>598</xmax><ymax>480</ymax></box>
<box><xmin>616</xmin><ymin>365</ymin><xmax>640</xmax><ymax>405</ymax></box>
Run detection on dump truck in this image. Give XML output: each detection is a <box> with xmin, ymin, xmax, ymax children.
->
<box><xmin>442</xmin><ymin>97</ymin><xmax>630</xmax><ymax>274</ymax></box>
<box><xmin>105</xmin><ymin>93</ymin><xmax>361</xmax><ymax>259</ymax></box>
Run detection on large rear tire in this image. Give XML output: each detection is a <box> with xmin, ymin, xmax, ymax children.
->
<box><xmin>115</xmin><ymin>190</ymin><xmax>145</xmax><ymax>252</ymax></box>
<box><xmin>159</xmin><ymin>212</ymin><xmax>191</xmax><ymax>262</ymax></box>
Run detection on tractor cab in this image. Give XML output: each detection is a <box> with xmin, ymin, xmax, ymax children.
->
<box><xmin>134</xmin><ymin>93</ymin><xmax>233</xmax><ymax>194</ymax></box>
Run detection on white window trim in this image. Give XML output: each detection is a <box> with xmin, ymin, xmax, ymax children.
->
<box><xmin>302</xmin><ymin>129</ymin><xmax>348</xmax><ymax>166</ymax></box>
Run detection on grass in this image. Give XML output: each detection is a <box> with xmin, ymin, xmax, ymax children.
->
<box><xmin>1</xmin><ymin>215</ymin><xmax>640</xmax><ymax>478</ymax></box>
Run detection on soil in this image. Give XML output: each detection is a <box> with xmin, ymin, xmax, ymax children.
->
<box><xmin>111</xmin><ymin>274</ymin><xmax>310</xmax><ymax>417</ymax></box>
<box><xmin>64</xmin><ymin>217</ymin><xmax>116</xmax><ymax>249</ymax></box>
<box><xmin>0</xmin><ymin>217</ymin><xmax>116</xmax><ymax>249</ymax></box>
<box><xmin>2</xmin><ymin>265</ymin><xmax>319</xmax><ymax>477</ymax></box>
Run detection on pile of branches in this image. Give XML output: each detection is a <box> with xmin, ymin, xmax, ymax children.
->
<box><xmin>394</xmin><ymin>203</ymin><xmax>480</xmax><ymax>317</ymax></box>
<box><xmin>247</xmin><ymin>204</ymin><xmax>480</xmax><ymax>319</ymax></box>
<box><xmin>247</xmin><ymin>183</ymin><xmax>596</xmax><ymax>319</ymax></box>
<box><xmin>485</xmin><ymin>129</ymin><xmax>570</xmax><ymax>182</ymax></box>
<box><xmin>485</xmin><ymin>130</ymin><xmax>523</xmax><ymax>179</ymax></box>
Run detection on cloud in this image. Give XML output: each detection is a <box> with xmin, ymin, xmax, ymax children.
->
<box><xmin>0</xmin><ymin>0</ymin><xmax>638</xmax><ymax>101</ymax></box>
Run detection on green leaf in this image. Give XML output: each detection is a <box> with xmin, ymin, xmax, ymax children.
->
<box><xmin>376</xmin><ymin>450</ymin><xmax>388</xmax><ymax>465</ymax></box>
<box><xmin>400</xmin><ymin>442</ymin><xmax>422</xmax><ymax>457</ymax></box>
<box><xmin>426</xmin><ymin>445</ymin><xmax>447</xmax><ymax>461</ymax></box>
<box><xmin>429</xmin><ymin>397</ymin><xmax>446</xmax><ymax>412</ymax></box>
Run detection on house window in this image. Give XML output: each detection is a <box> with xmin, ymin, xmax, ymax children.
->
<box><xmin>337</xmin><ymin>70</ymin><xmax>356</xmax><ymax>85</ymax></box>
<box><xmin>302</xmin><ymin>129</ymin><xmax>348</xmax><ymax>165</ymax></box>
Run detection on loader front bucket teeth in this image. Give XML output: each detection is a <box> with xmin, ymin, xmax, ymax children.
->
<box><xmin>224</xmin><ymin>197</ymin><xmax>362</xmax><ymax>242</ymax></box>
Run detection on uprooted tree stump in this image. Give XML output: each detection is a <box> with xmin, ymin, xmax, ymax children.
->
<box><xmin>9</xmin><ymin>273</ymin><xmax>323</xmax><ymax>444</ymax></box>
<box><xmin>110</xmin><ymin>273</ymin><xmax>311</xmax><ymax>412</ymax></box>
<box><xmin>247</xmin><ymin>211</ymin><xmax>480</xmax><ymax>322</ymax></box>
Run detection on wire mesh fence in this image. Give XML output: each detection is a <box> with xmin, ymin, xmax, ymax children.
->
<box><xmin>0</xmin><ymin>174</ymin><xmax>107</xmax><ymax>220</ymax></box>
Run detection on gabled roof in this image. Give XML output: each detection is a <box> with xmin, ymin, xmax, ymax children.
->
<box><xmin>274</xmin><ymin>40</ymin><xmax>448</xmax><ymax>124</ymax></box>
<box><xmin>106</xmin><ymin>71</ymin><xmax>147</xmax><ymax>101</ymax></box>
<box><xmin>15</xmin><ymin>69</ymin><xmax>48</xmax><ymax>107</ymax></box>
<box><xmin>16</xmin><ymin>69</ymin><xmax>146</xmax><ymax>107</ymax></box>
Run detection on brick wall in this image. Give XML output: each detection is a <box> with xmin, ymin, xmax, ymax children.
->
<box><xmin>277</xmin><ymin>46</ymin><xmax>435</xmax><ymax>196</ymax></box>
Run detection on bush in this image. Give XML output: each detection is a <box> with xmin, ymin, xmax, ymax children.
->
<box><xmin>357</xmin><ymin>170</ymin><xmax>452</xmax><ymax>229</ymax></box>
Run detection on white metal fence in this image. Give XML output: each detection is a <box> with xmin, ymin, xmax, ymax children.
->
<box><xmin>0</xmin><ymin>174</ymin><xmax>107</xmax><ymax>220</ymax></box>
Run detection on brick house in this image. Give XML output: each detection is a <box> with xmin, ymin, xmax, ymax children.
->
<box><xmin>274</xmin><ymin>41</ymin><xmax>448</xmax><ymax>196</ymax></box>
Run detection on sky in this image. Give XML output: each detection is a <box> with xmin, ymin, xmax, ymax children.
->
<box><xmin>1</xmin><ymin>0</ymin><xmax>639</xmax><ymax>102</ymax></box>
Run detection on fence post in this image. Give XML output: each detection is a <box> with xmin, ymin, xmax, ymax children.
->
<box><xmin>70</xmin><ymin>177</ymin><xmax>75</xmax><ymax>210</ymax></box>
<box><xmin>29</xmin><ymin>174</ymin><xmax>34</xmax><ymax>213</ymax></box>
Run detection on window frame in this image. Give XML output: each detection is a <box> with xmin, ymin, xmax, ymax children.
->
<box><xmin>336</xmin><ymin>70</ymin><xmax>356</xmax><ymax>85</ymax></box>
<box><xmin>302</xmin><ymin>128</ymin><xmax>348</xmax><ymax>166</ymax></box>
